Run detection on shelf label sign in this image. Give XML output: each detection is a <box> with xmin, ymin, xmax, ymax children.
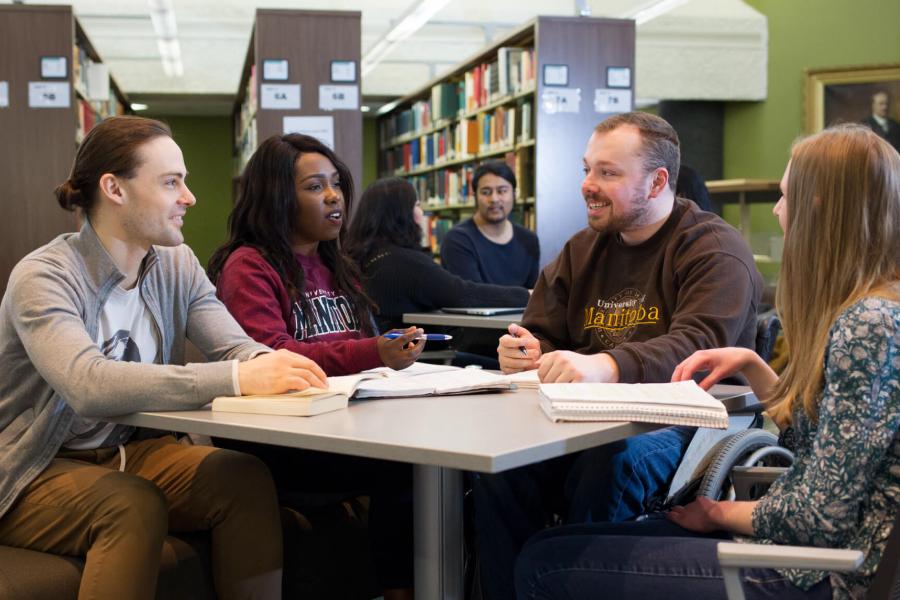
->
<box><xmin>319</xmin><ymin>85</ymin><xmax>358</xmax><ymax>110</ymax></box>
<box><xmin>28</xmin><ymin>82</ymin><xmax>70</xmax><ymax>108</ymax></box>
<box><xmin>260</xmin><ymin>84</ymin><xmax>300</xmax><ymax>110</ymax></box>
<box><xmin>541</xmin><ymin>88</ymin><xmax>580</xmax><ymax>115</ymax></box>
<box><xmin>283</xmin><ymin>116</ymin><xmax>335</xmax><ymax>150</ymax></box>
<box><xmin>594</xmin><ymin>89</ymin><xmax>632</xmax><ymax>114</ymax></box>
<box><xmin>0</xmin><ymin>82</ymin><xmax>8</xmax><ymax>108</ymax></box>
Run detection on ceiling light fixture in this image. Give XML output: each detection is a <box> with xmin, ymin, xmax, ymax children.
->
<box><xmin>131</xmin><ymin>103</ymin><xmax>149</xmax><ymax>111</ymax></box>
<box><xmin>361</xmin><ymin>0</ymin><xmax>452</xmax><ymax>77</ymax></box>
<box><xmin>376</xmin><ymin>99</ymin><xmax>400</xmax><ymax>116</ymax></box>
<box><xmin>148</xmin><ymin>0</ymin><xmax>184</xmax><ymax>77</ymax></box>
<box><xmin>622</xmin><ymin>0</ymin><xmax>690</xmax><ymax>25</ymax></box>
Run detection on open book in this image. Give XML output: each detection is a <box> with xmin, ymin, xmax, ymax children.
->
<box><xmin>211</xmin><ymin>363</ymin><xmax>516</xmax><ymax>416</ymax></box>
<box><xmin>539</xmin><ymin>380</ymin><xmax>729</xmax><ymax>428</ymax></box>
<box><xmin>354</xmin><ymin>368</ymin><xmax>514</xmax><ymax>398</ymax></box>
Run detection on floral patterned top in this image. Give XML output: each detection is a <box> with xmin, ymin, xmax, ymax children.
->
<box><xmin>752</xmin><ymin>295</ymin><xmax>900</xmax><ymax>599</ymax></box>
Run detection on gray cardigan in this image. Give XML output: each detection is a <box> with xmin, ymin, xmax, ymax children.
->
<box><xmin>0</xmin><ymin>221</ymin><xmax>269</xmax><ymax>518</ymax></box>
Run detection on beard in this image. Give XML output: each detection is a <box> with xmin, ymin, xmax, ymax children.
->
<box><xmin>478</xmin><ymin>202</ymin><xmax>510</xmax><ymax>224</ymax></box>
<box><xmin>585</xmin><ymin>187</ymin><xmax>653</xmax><ymax>235</ymax></box>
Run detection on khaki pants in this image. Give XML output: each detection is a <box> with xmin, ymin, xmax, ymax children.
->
<box><xmin>0</xmin><ymin>435</ymin><xmax>282</xmax><ymax>600</ymax></box>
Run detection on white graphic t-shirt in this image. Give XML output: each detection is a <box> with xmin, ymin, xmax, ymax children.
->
<box><xmin>64</xmin><ymin>283</ymin><xmax>159</xmax><ymax>449</ymax></box>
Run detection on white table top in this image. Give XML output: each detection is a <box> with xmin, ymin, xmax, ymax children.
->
<box><xmin>403</xmin><ymin>311</ymin><xmax>524</xmax><ymax>330</ymax></box>
<box><xmin>112</xmin><ymin>389</ymin><xmax>658</xmax><ymax>473</ymax></box>
<box><xmin>111</xmin><ymin>385</ymin><xmax>754</xmax><ymax>474</ymax></box>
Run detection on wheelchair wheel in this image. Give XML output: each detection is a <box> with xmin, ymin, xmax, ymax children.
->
<box><xmin>697</xmin><ymin>429</ymin><xmax>793</xmax><ymax>501</ymax></box>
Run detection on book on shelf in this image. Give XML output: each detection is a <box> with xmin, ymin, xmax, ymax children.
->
<box><xmin>414</xmin><ymin>164</ymin><xmax>476</xmax><ymax>208</ymax></box>
<box><xmin>539</xmin><ymin>380</ymin><xmax>729</xmax><ymax>428</ymax></box>
<box><xmin>514</xmin><ymin>146</ymin><xmax>534</xmax><ymax>200</ymax></box>
<box><xmin>497</xmin><ymin>47</ymin><xmax>519</xmax><ymax>97</ymax></box>
<box><xmin>426</xmin><ymin>215</ymin><xmax>455</xmax><ymax>253</ymax></box>
<box><xmin>519</xmin><ymin>101</ymin><xmax>533</xmax><ymax>142</ymax></box>
<box><xmin>72</xmin><ymin>40</ymin><xmax>124</xmax><ymax>142</ymax></box>
<box><xmin>430</xmin><ymin>81</ymin><xmax>460</xmax><ymax>121</ymax></box>
<box><xmin>211</xmin><ymin>363</ymin><xmax>517</xmax><ymax>416</ymax></box>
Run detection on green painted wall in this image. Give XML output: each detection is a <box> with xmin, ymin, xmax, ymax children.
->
<box><xmin>720</xmin><ymin>0</ymin><xmax>900</xmax><ymax>284</ymax></box>
<box><xmin>724</xmin><ymin>0</ymin><xmax>900</xmax><ymax>180</ymax></box>
<box><xmin>156</xmin><ymin>115</ymin><xmax>234</xmax><ymax>270</ymax></box>
<box><xmin>362</xmin><ymin>116</ymin><xmax>379</xmax><ymax>191</ymax></box>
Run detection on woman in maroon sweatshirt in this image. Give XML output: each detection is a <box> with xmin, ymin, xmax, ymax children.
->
<box><xmin>208</xmin><ymin>133</ymin><xmax>423</xmax><ymax>375</ymax></box>
<box><xmin>208</xmin><ymin>134</ymin><xmax>418</xmax><ymax>599</ymax></box>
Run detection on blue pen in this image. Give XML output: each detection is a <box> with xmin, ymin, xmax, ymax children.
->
<box><xmin>384</xmin><ymin>332</ymin><xmax>453</xmax><ymax>341</ymax></box>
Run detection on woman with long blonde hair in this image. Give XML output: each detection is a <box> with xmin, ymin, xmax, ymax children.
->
<box><xmin>512</xmin><ymin>124</ymin><xmax>899</xmax><ymax>600</ymax></box>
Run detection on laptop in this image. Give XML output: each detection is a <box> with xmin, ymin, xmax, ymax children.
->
<box><xmin>440</xmin><ymin>307</ymin><xmax>525</xmax><ymax>316</ymax></box>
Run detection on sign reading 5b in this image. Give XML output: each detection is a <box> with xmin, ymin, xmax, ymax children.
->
<box><xmin>319</xmin><ymin>85</ymin><xmax>358</xmax><ymax>111</ymax></box>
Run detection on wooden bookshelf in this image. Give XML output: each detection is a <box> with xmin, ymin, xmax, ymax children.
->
<box><xmin>376</xmin><ymin>16</ymin><xmax>635</xmax><ymax>267</ymax></box>
<box><xmin>0</xmin><ymin>4</ymin><xmax>129</xmax><ymax>296</ymax></box>
<box><xmin>232</xmin><ymin>9</ymin><xmax>362</xmax><ymax>191</ymax></box>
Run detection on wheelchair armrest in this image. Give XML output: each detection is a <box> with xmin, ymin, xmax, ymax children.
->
<box><xmin>731</xmin><ymin>466</ymin><xmax>787</xmax><ymax>500</ymax></box>
<box><xmin>717</xmin><ymin>541</ymin><xmax>862</xmax><ymax>600</ymax></box>
<box><xmin>717</xmin><ymin>542</ymin><xmax>864</xmax><ymax>571</ymax></box>
<box><xmin>710</xmin><ymin>385</ymin><xmax>760</xmax><ymax>414</ymax></box>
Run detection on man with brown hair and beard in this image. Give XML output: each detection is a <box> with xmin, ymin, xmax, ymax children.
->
<box><xmin>472</xmin><ymin>112</ymin><xmax>764</xmax><ymax>600</ymax></box>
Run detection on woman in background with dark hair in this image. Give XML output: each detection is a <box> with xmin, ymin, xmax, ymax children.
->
<box><xmin>208</xmin><ymin>135</ymin><xmax>419</xmax><ymax>600</ymax></box>
<box><xmin>346</xmin><ymin>177</ymin><xmax>530</xmax><ymax>333</ymax></box>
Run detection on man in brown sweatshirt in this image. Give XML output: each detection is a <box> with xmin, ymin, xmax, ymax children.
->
<box><xmin>472</xmin><ymin>112</ymin><xmax>763</xmax><ymax>600</ymax></box>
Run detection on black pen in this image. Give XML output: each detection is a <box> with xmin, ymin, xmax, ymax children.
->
<box><xmin>511</xmin><ymin>327</ymin><xmax>529</xmax><ymax>357</ymax></box>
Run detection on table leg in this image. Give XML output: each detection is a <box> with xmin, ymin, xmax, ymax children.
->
<box><xmin>413</xmin><ymin>464</ymin><xmax>464</xmax><ymax>600</ymax></box>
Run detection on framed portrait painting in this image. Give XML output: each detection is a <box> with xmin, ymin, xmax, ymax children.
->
<box><xmin>805</xmin><ymin>63</ymin><xmax>900</xmax><ymax>152</ymax></box>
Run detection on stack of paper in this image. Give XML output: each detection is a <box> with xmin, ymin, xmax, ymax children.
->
<box><xmin>539</xmin><ymin>380</ymin><xmax>729</xmax><ymax>428</ymax></box>
<box><xmin>503</xmin><ymin>369</ymin><xmax>541</xmax><ymax>389</ymax></box>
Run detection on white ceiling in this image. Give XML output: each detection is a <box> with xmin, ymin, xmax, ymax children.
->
<box><xmin>2</xmin><ymin>0</ymin><xmax>767</xmax><ymax>109</ymax></box>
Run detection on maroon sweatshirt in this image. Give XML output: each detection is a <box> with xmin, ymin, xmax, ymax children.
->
<box><xmin>215</xmin><ymin>246</ymin><xmax>382</xmax><ymax>376</ymax></box>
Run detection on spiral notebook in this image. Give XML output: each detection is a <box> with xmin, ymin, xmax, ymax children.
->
<box><xmin>539</xmin><ymin>380</ymin><xmax>729</xmax><ymax>428</ymax></box>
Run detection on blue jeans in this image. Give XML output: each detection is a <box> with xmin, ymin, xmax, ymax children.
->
<box><xmin>472</xmin><ymin>426</ymin><xmax>695</xmax><ymax>600</ymax></box>
<box><xmin>515</xmin><ymin>520</ymin><xmax>832</xmax><ymax>600</ymax></box>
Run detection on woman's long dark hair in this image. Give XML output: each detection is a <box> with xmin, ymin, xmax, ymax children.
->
<box><xmin>208</xmin><ymin>133</ymin><xmax>376</xmax><ymax>334</ymax></box>
<box><xmin>344</xmin><ymin>177</ymin><xmax>424</xmax><ymax>269</ymax></box>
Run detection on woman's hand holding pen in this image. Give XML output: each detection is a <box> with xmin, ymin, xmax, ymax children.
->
<box><xmin>498</xmin><ymin>323</ymin><xmax>541</xmax><ymax>373</ymax></box>
<box><xmin>378</xmin><ymin>326</ymin><xmax>426</xmax><ymax>370</ymax></box>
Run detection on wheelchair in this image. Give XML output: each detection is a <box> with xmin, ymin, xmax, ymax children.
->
<box><xmin>661</xmin><ymin>311</ymin><xmax>793</xmax><ymax>507</ymax></box>
<box><xmin>464</xmin><ymin>312</ymin><xmax>790</xmax><ymax>599</ymax></box>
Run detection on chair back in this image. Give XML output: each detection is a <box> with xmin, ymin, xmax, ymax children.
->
<box><xmin>755</xmin><ymin>312</ymin><xmax>781</xmax><ymax>363</ymax></box>
<box><xmin>868</xmin><ymin>510</ymin><xmax>900</xmax><ymax>599</ymax></box>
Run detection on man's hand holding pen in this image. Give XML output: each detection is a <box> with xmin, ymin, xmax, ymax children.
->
<box><xmin>497</xmin><ymin>323</ymin><xmax>621</xmax><ymax>383</ymax></box>
<box><xmin>497</xmin><ymin>323</ymin><xmax>541</xmax><ymax>373</ymax></box>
